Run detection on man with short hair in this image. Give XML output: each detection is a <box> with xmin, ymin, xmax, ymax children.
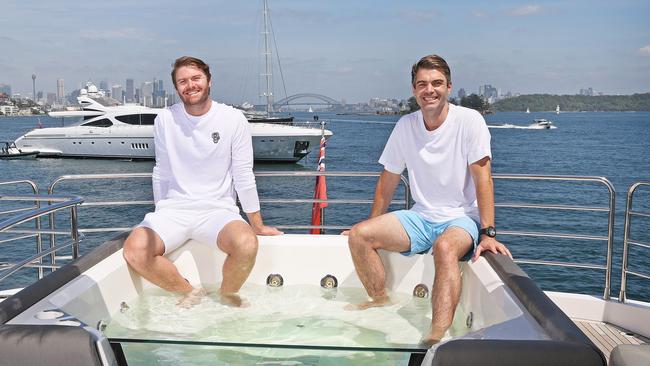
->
<box><xmin>347</xmin><ymin>54</ymin><xmax>511</xmax><ymax>344</ymax></box>
<box><xmin>123</xmin><ymin>56</ymin><xmax>282</xmax><ymax>307</ymax></box>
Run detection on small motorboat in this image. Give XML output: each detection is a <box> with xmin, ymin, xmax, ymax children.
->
<box><xmin>530</xmin><ymin>118</ymin><xmax>553</xmax><ymax>129</ymax></box>
<box><xmin>0</xmin><ymin>141</ymin><xmax>39</xmax><ymax>159</ymax></box>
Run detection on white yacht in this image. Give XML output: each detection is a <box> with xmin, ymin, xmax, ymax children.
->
<box><xmin>12</xmin><ymin>87</ymin><xmax>332</xmax><ymax>163</ymax></box>
<box><xmin>530</xmin><ymin>118</ymin><xmax>553</xmax><ymax>129</ymax></box>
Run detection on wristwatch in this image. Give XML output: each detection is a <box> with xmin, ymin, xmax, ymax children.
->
<box><xmin>479</xmin><ymin>226</ymin><xmax>497</xmax><ymax>238</ymax></box>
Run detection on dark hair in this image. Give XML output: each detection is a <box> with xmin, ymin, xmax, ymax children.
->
<box><xmin>171</xmin><ymin>56</ymin><xmax>211</xmax><ymax>87</ymax></box>
<box><xmin>411</xmin><ymin>54</ymin><xmax>451</xmax><ymax>86</ymax></box>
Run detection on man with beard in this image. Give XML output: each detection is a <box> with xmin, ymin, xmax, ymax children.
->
<box><xmin>123</xmin><ymin>56</ymin><xmax>282</xmax><ymax>307</ymax></box>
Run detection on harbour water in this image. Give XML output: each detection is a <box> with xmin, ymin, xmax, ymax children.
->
<box><xmin>1</xmin><ymin>110</ymin><xmax>649</xmax><ymax>301</ymax></box>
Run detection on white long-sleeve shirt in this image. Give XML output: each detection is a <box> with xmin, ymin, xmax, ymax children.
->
<box><xmin>151</xmin><ymin>101</ymin><xmax>260</xmax><ymax>213</ymax></box>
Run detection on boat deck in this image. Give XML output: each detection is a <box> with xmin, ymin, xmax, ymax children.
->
<box><xmin>572</xmin><ymin>318</ymin><xmax>649</xmax><ymax>364</ymax></box>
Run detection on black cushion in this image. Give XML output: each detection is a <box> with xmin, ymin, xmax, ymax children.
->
<box><xmin>0</xmin><ymin>324</ymin><xmax>103</xmax><ymax>366</ymax></box>
<box><xmin>432</xmin><ymin>339</ymin><xmax>605</xmax><ymax>366</ymax></box>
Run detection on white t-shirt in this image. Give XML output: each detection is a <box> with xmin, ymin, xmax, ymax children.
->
<box><xmin>151</xmin><ymin>101</ymin><xmax>260</xmax><ymax>214</ymax></box>
<box><xmin>379</xmin><ymin>104</ymin><xmax>491</xmax><ymax>222</ymax></box>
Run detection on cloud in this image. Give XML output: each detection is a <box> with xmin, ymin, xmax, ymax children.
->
<box><xmin>80</xmin><ymin>28</ymin><xmax>156</xmax><ymax>42</ymax></box>
<box><xmin>472</xmin><ymin>10</ymin><xmax>489</xmax><ymax>18</ymax></box>
<box><xmin>638</xmin><ymin>45</ymin><xmax>650</xmax><ymax>56</ymax></box>
<box><xmin>400</xmin><ymin>10</ymin><xmax>439</xmax><ymax>23</ymax></box>
<box><xmin>507</xmin><ymin>4</ymin><xmax>542</xmax><ymax>16</ymax></box>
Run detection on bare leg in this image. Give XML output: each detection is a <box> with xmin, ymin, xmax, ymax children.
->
<box><xmin>123</xmin><ymin>227</ymin><xmax>204</xmax><ymax>307</ymax></box>
<box><xmin>215</xmin><ymin>220</ymin><xmax>259</xmax><ymax>307</ymax></box>
<box><xmin>123</xmin><ymin>227</ymin><xmax>194</xmax><ymax>294</ymax></box>
<box><xmin>347</xmin><ymin>213</ymin><xmax>411</xmax><ymax>309</ymax></box>
<box><xmin>422</xmin><ymin>227</ymin><xmax>473</xmax><ymax>345</ymax></box>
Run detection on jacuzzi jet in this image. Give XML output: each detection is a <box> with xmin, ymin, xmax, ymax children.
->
<box><xmin>97</xmin><ymin>319</ymin><xmax>107</xmax><ymax>332</ymax></box>
<box><xmin>413</xmin><ymin>283</ymin><xmax>429</xmax><ymax>298</ymax></box>
<box><xmin>266</xmin><ymin>273</ymin><xmax>284</xmax><ymax>287</ymax></box>
<box><xmin>466</xmin><ymin>312</ymin><xmax>474</xmax><ymax>328</ymax></box>
<box><xmin>120</xmin><ymin>301</ymin><xmax>130</xmax><ymax>313</ymax></box>
<box><xmin>320</xmin><ymin>274</ymin><xmax>338</xmax><ymax>289</ymax></box>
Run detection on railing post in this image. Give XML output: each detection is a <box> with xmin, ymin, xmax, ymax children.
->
<box><xmin>603</xmin><ymin>179</ymin><xmax>616</xmax><ymax>301</ymax></box>
<box><xmin>619</xmin><ymin>182</ymin><xmax>646</xmax><ymax>303</ymax></box>
<box><xmin>71</xmin><ymin>205</ymin><xmax>80</xmax><ymax>259</ymax></box>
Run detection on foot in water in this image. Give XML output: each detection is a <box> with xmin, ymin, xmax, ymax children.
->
<box><xmin>219</xmin><ymin>291</ymin><xmax>250</xmax><ymax>308</ymax></box>
<box><xmin>419</xmin><ymin>327</ymin><xmax>445</xmax><ymax>348</ymax></box>
<box><xmin>176</xmin><ymin>287</ymin><xmax>207</xmax><ymax>309</ymax></box>
<box><xmin>419</xmin><ymin>335</ymin><xmax>441</xmax><ymax>348</ymax></box>
<box><xmin>344</xmin><ymin>295</ymin><xmax>392</xmax><ymax>310</ymax></box>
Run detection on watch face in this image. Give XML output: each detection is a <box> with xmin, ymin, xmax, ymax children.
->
<box><xmin>487</xmin><ymin>227</ymin><xmax>496</xmax><ymax>237</ymax></box>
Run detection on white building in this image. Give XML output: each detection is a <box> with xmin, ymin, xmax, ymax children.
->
<box><xmin>0</xmin><ymin>105</ymin><xmax>19</xmax><ymax>115</ymax></box>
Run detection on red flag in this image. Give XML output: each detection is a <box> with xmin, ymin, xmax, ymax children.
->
<box><xmin>310</xmin><ymin>134</ymin><xmax>328</xmax><ymax>234</ymax></box>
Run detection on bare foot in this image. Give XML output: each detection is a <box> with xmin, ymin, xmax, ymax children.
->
<box><xmin>420</xmin><ymin>326</ymin><xmax>445</xmax><ymax>347</ymax></box>
<box><xmin>176</xmin><ymin>287</ymin><xmax>207</xmax><ymax>309</ymax></box>
<box><xmin>419</xmin><ymin>336</ymin><xmax>441</xmax><ymax>348</ymax></box>
<box><xmin>344</xmin><ymin>295</ymin><xmax>392</xmax><ymax>310</ymax></box>
<box><xmin>218</xmin><ymin>291</ymin><xmax>250</xmax><ymax>308</ymax></box>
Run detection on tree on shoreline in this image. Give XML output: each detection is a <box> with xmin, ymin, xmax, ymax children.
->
<box><xmin>492</xmin><ymin>93</ymin><xmax>650</xmax><ymax>112</ymax></box>
<box><xmin>460</xmin><ymin>94</ymin><xmax>491</xmax><ymax>114</ymax></box>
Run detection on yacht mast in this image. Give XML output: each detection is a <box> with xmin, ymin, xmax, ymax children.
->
<box><xmin>262</xmin><ymin>0</ymin><xmax>273</xmax><ymax>116</ymax></box>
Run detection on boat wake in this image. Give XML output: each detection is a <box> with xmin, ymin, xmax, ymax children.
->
<box><xmin>488</xmin><ymin>123</ymin><xmax>557</xmax><ymax>130</ymax></box>
<box><xmin>331</xmin><ymin>118</ymin><xmax>396</xmax><ymax>125</ymax></box>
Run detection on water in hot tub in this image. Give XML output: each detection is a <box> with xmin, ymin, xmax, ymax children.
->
<box><xmin>105</xmin><ymin>283</ymin><xmax>472</xmax><ymax>365</ymax></box>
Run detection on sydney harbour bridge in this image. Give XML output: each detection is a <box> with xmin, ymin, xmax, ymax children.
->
<box><xmin>257</xmin><ymin>93</ymin><xmax>343</xmax><ymax>111</ymax></box>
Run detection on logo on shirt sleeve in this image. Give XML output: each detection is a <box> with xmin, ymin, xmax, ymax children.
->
<box><xmin>212</xmin><ymin>132</ymin><xmax>220</xmax><ymax>144</ymax></box>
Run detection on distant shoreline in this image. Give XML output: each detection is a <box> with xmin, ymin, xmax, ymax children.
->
<box><xmin>492</xmin><ymin>93</ymin><xmax>650</xmax><ymax>112</ymax></box>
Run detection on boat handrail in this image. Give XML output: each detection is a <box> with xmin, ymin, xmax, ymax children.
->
<box><xmin>493</xmin><ymin>174</ymin><xmax>616</xmax><ymax>300</ymax></box>
<box><xmin>3</xmin><ymin>173</ymin><xmax>617</xmax><ymax>299</ymax></box>
<box><xmin>619</xmin><ymin>181</ymin><xmax>650</xmax><ymax>302</ymax></box>
<box><xmin>47</xmin><ymin>171</ymin><xmax>411</xmax><ymax>233</ymax></box>
<box><xmin>0</xmin><ymin>180</ymin><xmax>45</xmax><ymax>278</ymax></box>
<box><xmin>0</xmin><ymin>194</ymin><xmax>84</xmax><ymax>285</ymax></box>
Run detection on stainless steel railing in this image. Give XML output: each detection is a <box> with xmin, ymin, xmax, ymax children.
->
<box><xmin>47</xmin><ymin>171</ymin><xmax>411</xmax><ymax>233</ymax></box>
<box><xmin>619</xmin><ymin>181</ymin><xmax>650</xmax><ymax>302</ymax></box>
<box><xmin>492</xmin><ymin>174</ymin><xmax>616</xmax><ymax>300</ymax></box>
<box><xmin>2</xmin><ymin>172</ymin><xmax>618</xmax><ymax>300</ymax></box>
<box><xmin>0</xmin><ymin>180</ymin><xmax>45</xmax><ymax>278</ymax></box>
<box><xmin>0</xmin><ymin>194</ymin><xmax>84</xmax><ymax>284</ymax></box>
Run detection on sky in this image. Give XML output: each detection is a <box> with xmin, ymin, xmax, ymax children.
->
<box><xmin>1</xmin><ymin>0</ymin><xmax>649</xmax><ymax>104</ymax></box>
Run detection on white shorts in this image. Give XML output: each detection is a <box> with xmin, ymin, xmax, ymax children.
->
<box><xmin>138</xmin><ymin>200</ymin><xmax>245</xmax><ymax>254</ymax></box>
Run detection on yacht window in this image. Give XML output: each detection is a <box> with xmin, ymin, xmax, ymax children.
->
<box><xmin>116</xmin><ymin>114</ymin><xmax>141</xmax><ymax>125</ymax></box>
<box><xmin>83</xmin><ymin>118</ymin><xmax>113</xmax><ymax>127</ymax></box>
<box><xmin>115</xmin><ymin>114</ymin><xmax>157</xmax><ymax>125</ymax></box>
<box><xmin>140</xmin><ymin>114</ymin><xmax>157</xmax><ymax>125</ymax></box>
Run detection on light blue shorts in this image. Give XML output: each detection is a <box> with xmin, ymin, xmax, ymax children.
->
<box><xmin>391</xmin><ymin>210</ymin><xmax>479</xmax><ymax>260</ymax></box>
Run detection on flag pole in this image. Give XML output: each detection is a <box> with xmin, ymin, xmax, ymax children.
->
<box><xmin>319</xmin><ymin>120</ymin><xmax>325</xmax><ymax>234</ymax></box>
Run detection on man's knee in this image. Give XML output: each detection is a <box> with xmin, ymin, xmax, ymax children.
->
<box><xmin>123</xmin><ymin>229</ymin><xmax>155</xmax><ymax>266</ymax></box>
<box><xmin>232</xmin><ymin>230</ymin><xmax>258</xmax><ymax>258</ymax></box>
<box><xmin>433</xmin><ymin>237</ymin><xmax>459</xmax><ymax>261</ymax></box>
<box><xmin>348</xmin><ymin>221</ymin><xmax>373</xmax><ymax>249</ymax></box>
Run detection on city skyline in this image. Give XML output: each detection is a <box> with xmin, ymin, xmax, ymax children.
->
<box><xmin>1</xmin><ymin>0</ymin><xmax>649</xmax><ymax>104</ymax></box>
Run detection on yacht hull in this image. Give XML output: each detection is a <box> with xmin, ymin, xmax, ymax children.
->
<box><xmin>14</xmin><ymin>125</ymin><xmax>329</xmax><ymax>162</ymax></box>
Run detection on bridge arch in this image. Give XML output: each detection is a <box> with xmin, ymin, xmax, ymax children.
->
<box><xmin>274</xmin><ymin>93</ymin><xmax>342</xmax><ymax>107</ymax></box>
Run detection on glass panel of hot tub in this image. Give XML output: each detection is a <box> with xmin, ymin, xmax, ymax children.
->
<box><xmin>102</xmin><ymin>284</ymin><xmax>475</xmax><ymax>363</ymax></box>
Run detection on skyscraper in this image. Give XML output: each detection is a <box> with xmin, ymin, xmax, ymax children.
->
<box><xmin>126</xmin><ymin>78</ymin><xmax>134</xmax><ymax>102</ymax></box>
<box><xmin>112</xmin><ymin>85</ymin><xmax>124</xmax><ymax>103</ymax></box>
<box><xmin>56</xmin><ymin>79</ymin><xmax>65</xmax><ymax>104</ymax></box>
<box><xmin>32</xmin><ymin>74</ymin><xmax>36</xmax><ymax>102</ymax></box>
<box><xmin>141</xmin><ymin>81</ymin><xmax>154</xmax><ymax>107</ymax></box>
